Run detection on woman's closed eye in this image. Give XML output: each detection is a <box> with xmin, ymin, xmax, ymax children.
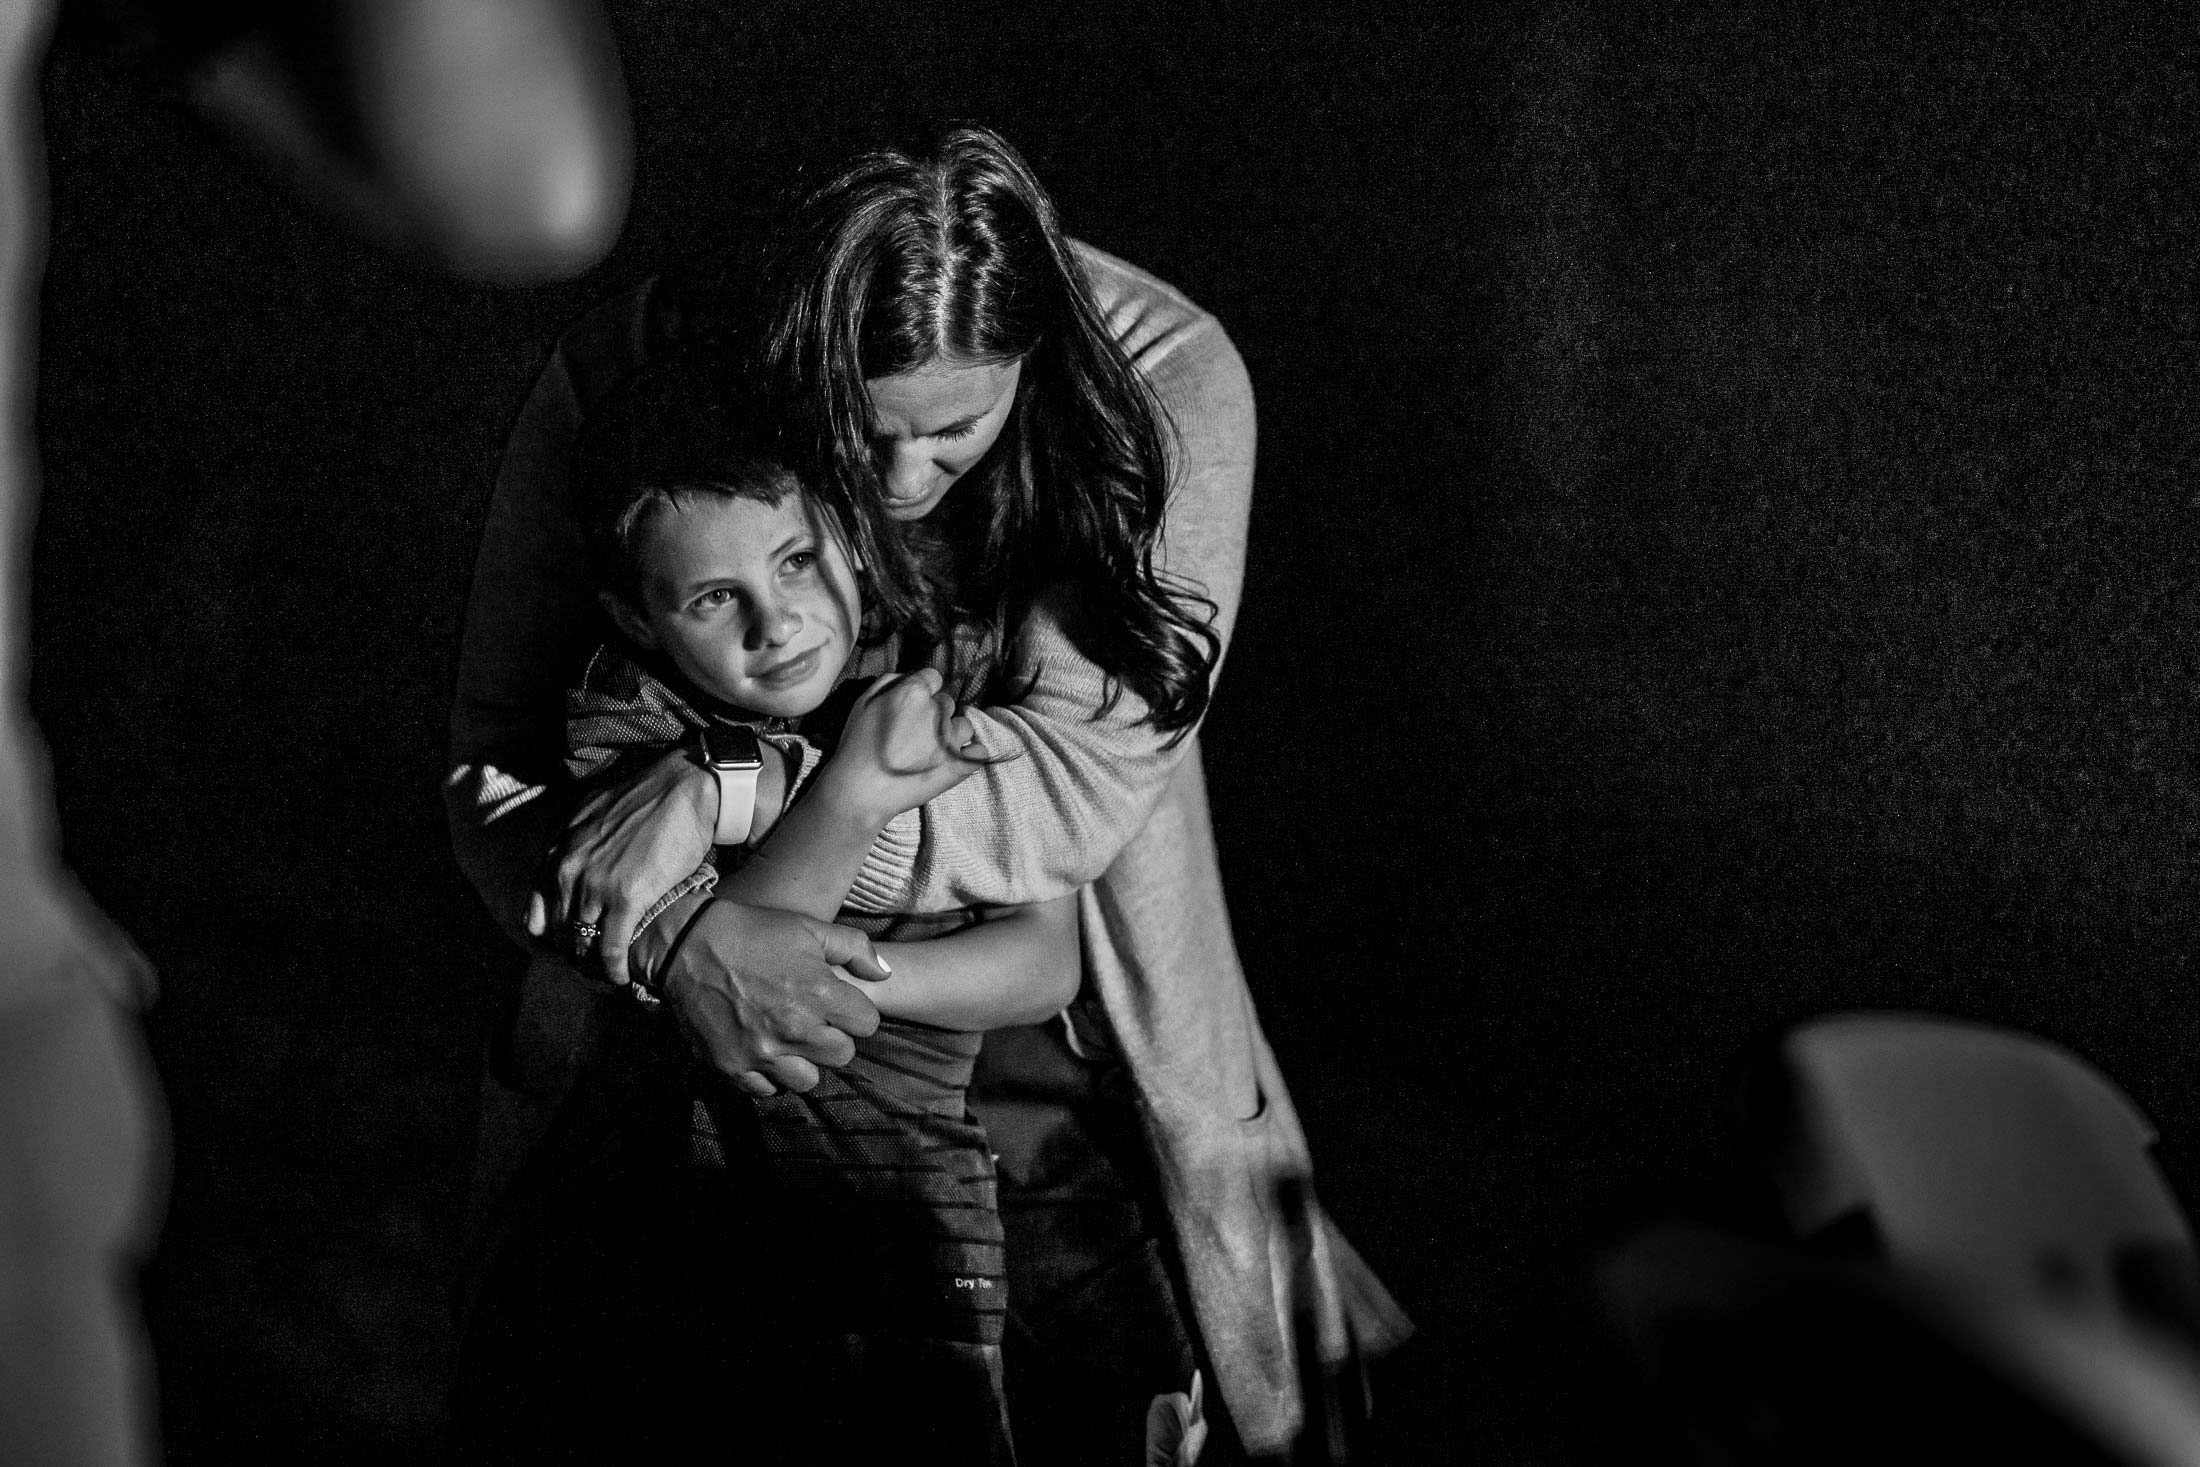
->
<box><xmin>870</xmin><ymin>419</ymin><xmax>978</xmax><ymax>450</ymax></box>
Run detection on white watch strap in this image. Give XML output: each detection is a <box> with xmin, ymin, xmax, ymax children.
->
<box><xmin>711</xmin><ymin>760</ymin><xmax>760</xmax><ymax>846</ymax></box>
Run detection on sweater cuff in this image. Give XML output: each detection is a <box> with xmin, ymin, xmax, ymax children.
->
<box><xmin>636</xmin><ymin>862</ymin><xmax>719</xmax><ymax>935</ymax></box>
<box><xmin>774</xmin><ymin>735</ymin><xmax>826</xmax><ymax>806</ymax></box>
<box><xmin>844</xmin><ymin>809</ymin><xmax>921</xmax><ymax>916</ymax></box>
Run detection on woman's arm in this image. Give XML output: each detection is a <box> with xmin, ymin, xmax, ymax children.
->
<box><xmin>842</xmin><ymin>260</ymin><xmax>1255</xmax><ymax>916</ymax></box>
<box><xmin>445</xmin><ymin>307</ymin><xmax>636</xmax><ymax>949</ymax></box>
<box><xmin>862</xmin><ymin>895</ymin><xmax>1081</xmax><ymax>1032</ymax></box>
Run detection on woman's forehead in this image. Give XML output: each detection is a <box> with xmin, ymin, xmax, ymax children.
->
<box><xmin>864</xmin><ymin>359</ymin><xmax>1021</xmax><ymax>432</ymax></box>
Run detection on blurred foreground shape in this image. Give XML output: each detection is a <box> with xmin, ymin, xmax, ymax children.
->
<box><xmin>1604</xmin><ymin>1014</ymin><xmax>2200</xmax><ymax>1465</ymax></box>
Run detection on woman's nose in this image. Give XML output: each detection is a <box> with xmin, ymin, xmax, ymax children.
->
<box><xmin>881</xmin><ymin>441</ymin><xmax>933</xmax><ymax>501</ymax></box>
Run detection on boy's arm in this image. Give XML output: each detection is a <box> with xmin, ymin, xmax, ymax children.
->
<box><xmin>861</xmin><ymin>895</ymin><xmax>1081</xmax><ymax>1032</ymax></box>
<box><xmin>703</xmin><ymin>668</ymin><xmax>984</xmax><ymax>929</ymax></box>
<box><xmin>712</xmin><ymin>776</ymin><xmax>886</xmax><ymax>922</ymax></box>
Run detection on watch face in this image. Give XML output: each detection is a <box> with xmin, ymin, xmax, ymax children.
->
<box><xmin>701</xmin><ymin>723</ymin><xmax>764</xmax><ymax>770</ymax></box>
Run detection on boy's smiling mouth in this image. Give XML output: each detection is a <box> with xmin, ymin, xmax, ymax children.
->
<box><xmin>751</xmin><ymin>645</ymin><xmax>824</xmax><ymax>688</ymax></box>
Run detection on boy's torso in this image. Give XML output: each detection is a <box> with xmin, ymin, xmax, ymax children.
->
<box><xmin>568</xmin><ymin>634</ymin><xmax>1005</xmax><ymax>1116</ymax></box>
<box><xmin>839</xmin><ymin>908</ymin><xmax>986</xmax><ymax>1117</ymax></box>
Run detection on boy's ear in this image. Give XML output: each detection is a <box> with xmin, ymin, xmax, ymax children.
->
<box><xmin>599</xmin><ymin>590</ymin><xmax>658</xmax><ymax>651</ymax></box>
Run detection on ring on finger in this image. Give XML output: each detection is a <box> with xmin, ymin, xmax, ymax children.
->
<box><xmin>571</xmin><ymin>920</ymin><xmax>602</xmax><ymax>954</ymax></box>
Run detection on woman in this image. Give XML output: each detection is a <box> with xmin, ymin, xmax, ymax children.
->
<box><xmin>446</xmin><ymin>126</ymin><xmax>1407</xmax><ymax>1461</ymax></box>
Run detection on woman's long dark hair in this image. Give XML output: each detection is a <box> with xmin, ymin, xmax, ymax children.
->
<box><xmin>755</xmin><ymin>125</ymin><xmax>1219</xmax><ymax>737</ymax></box>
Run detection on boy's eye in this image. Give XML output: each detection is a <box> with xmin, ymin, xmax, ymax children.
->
<box><xmin>783</xmin><ymin>550</ymin><xmax>817</xmax><ymax>573</ymax></box>
<box><xmin>693</xmin><ymin>588</ymin><xmax>736</xmax><ymax>610</ymax></box>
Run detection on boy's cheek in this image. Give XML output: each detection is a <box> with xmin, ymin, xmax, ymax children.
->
<box><xmin>665</xmin><ymin>634</ymin><xmax>735</xmax><ymax>699</ymax></box>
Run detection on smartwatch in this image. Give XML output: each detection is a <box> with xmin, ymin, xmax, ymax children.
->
<box><xmin>693</xmin><ymin>723</ymin><xmax>765</xmax><ymax>846</ymax></box>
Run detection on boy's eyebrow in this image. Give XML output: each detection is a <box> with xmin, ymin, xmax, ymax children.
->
<box><xmin>682</xmin><ymin>529</ymin><xmax>806</xmax><ymax>592</ymax></box>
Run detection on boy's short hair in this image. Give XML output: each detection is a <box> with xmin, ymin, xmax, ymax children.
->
<box><xmin>574</xmin><ymin>355</ymin><xmax>802</xmax><ymax>606</ymax></box>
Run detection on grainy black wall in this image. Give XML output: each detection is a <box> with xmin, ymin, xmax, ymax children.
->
<box><xmin>32</xmin><ymin>3</ymin><xmax>2200</xmax><ymax>1461</ymax></box>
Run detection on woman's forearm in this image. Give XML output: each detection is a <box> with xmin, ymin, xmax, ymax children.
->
<box><xmin>446</xmin><ymin>280</ymin><xmax>655</xmax><ymax>950</ymax></box>
<box><xmin>861</xmin><ymin>894</ymin><xmax>1080</xmax><ymax>1031</ymax></box>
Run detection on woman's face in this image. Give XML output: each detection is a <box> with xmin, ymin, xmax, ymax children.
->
<box><xmin>862</xmin><ymin>357</ymin><xmax>1023</xmax><ymax>521</ymax></box>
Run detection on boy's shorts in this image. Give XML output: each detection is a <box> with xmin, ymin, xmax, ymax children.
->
<box><xmin>694</xmin><ymin>1019</ymin><xmax>1013</xmax><ymax>1465</ymax></box>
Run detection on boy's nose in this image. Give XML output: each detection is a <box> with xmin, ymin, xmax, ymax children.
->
<box><xmin>748</xmin><ymin>597</ymin><xmax>800</xmax><ymax>648</ymax></box>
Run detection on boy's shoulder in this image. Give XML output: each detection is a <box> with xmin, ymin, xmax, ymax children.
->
<box><xmin>564</xmin><ymin>642</ymin><xmax>709</xmax><ymax>781</ymax></box>
<box><xmin>565</xmin><ymin>639</ymin><xmax>798</xmax><ymax>745</ymax></box>
<box><xmin>569</xmin><ymin>641</ymin><xmax>700</xmax><ymax>725</ymax></box>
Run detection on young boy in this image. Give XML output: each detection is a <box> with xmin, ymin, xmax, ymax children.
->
<box><xmin>564</xmin><ymin>360</ymin><xmax>1076</xmax><ymax>1463</ymax></box>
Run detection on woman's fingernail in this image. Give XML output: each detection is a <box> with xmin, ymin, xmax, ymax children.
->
<box><xmin>878</xmin><ymin>956</ymin><xmax>893</xmax><ymax>975</ymax></box>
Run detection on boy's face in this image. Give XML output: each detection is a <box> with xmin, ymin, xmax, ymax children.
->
<box><xmin>609</xmin><ymin>491</ymin><xmax>862</xmax><ymax>719</ymax></box>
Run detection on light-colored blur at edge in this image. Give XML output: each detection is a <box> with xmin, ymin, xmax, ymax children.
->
<box><xmin>0</xmin><ymin>1</ymin><xmax>634</xmax><ymax>1462</ymax></box>
<box><xmin>1</xmin><ymin>5</ymin><xmax>166</xmax><ymax>1465</ymax></box>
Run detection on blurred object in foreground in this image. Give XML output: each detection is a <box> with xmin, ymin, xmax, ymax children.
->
<box><xmin>2</xmin><ymin>4</ymin><xmax>167</xmax><ymax>1461</ymax></box>
<box><xmin>1601</xmin><ymin>1012</ymin><xmax>2200</xmax><ymax>1465</ymax></box>
<box><xmin>0</xmin><ymin>992</ymin><xmax>166</xmax><ymax>1467</ymax></box>
<box><xmin>1743</xmin><ymin>1012</ymin><xmax>2200</xmax><ymax>1344</ymax></box>
<box><xmin>0</xmin><ymin>1</ymin><xmax>630</xmax><ymax>1461</ymax></box>
<box><xmin>63</xmin><ymin>0</ymin><xmax>632</xmax><ymax>281</ymax></box>
<box><xmin>1603</xmin><ymin>1224</ymin><xmax>2200</xmax><ymax>1467</ymax></box>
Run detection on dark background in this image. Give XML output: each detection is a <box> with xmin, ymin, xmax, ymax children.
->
<box><xmin>30</xmin><ymin>2</ymin><xmax>2200</xmax><ymax>1461</ymax></box>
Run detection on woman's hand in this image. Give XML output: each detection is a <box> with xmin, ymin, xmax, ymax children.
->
<box><xmin>655</xmin><ymin>900</ymin><xmax>889</xmax><ymax>1095</ymax></box>
<box><xmin>816</xmin><ymin>668</ymin><xmax>988</xmax><ymax>824</ymax></box>
<box><xmin>526</xmin><ymin>746</ymin><xmax>717</xmax><ymax>988</ymax></box>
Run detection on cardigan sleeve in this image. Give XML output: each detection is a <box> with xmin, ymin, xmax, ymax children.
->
<box><xmin>443</xmin><ymin>288</ymin><xmax>643</xmax><ymax>949</ymax></box>
<box><xmin>844</xmin><ymin>251</ymin><xmax>1256</xmax><ymax>915</ymax></box>
<box><xmin>444</xmin><ymin>358</ymin><xmax>589</xmax><ymax>947</ymax></box>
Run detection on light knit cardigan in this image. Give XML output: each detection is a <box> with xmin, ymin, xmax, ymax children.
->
<box><xmin>444</xmin><ymin>242</ymin><xmax>1410</xmax><ymax>1454</ymax></box>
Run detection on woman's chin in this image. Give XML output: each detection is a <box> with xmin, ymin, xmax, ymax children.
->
<box><xmin>881</xmin><ymin>483</ymin><xmax>955</xmax><ymax>521</ymax></box>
